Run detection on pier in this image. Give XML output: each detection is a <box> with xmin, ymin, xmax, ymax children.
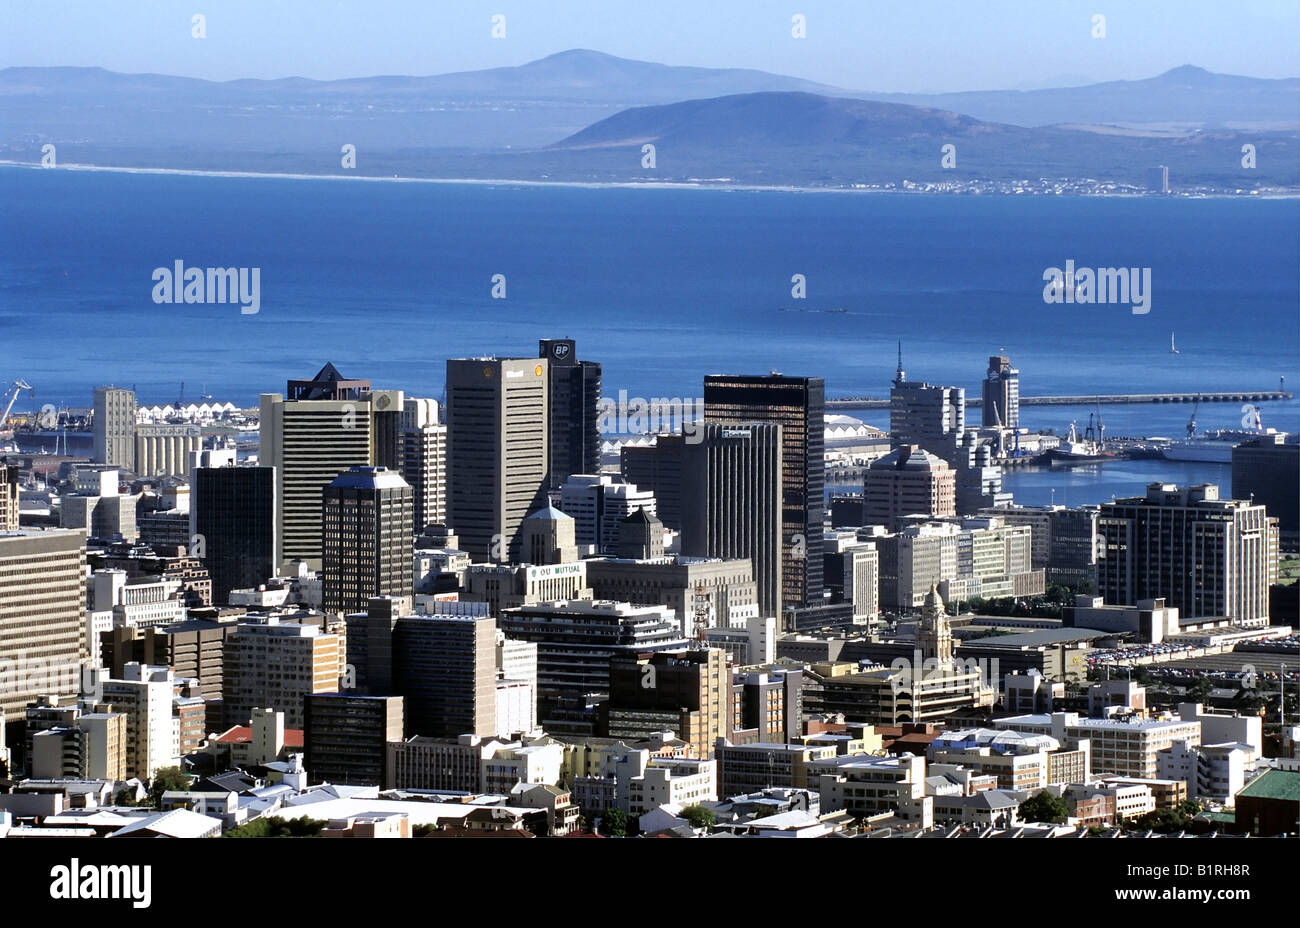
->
<box><xmin>826</xmin><ymin>390</ymin><xmax>1293</xmax><ymax>411</ymax></box>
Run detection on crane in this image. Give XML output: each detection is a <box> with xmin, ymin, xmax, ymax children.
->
<box><xmin>1</xmin><ymin>379</ymin><xmax>35</xmax><ymax>433</ymax></box>
<box><xmin>1186</xmin><ymin>398</ymin><xmax>1199</xmax><ymax>439</ymax></box>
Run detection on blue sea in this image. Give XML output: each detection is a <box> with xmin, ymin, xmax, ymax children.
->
<box><xmin>2</xmin><ymin>166</ymin><xmax>1297</xmax><ymax>506</ymax></box>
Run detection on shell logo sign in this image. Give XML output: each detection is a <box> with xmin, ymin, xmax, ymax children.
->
<box><xmin>483</xmin><ymin>366</ymin><xmax>494</xmax><ymax>378</ymax></box>
<box><xmin>535</xmin><ymin>364</ymin><xmax>544</xmax><ymax>376</ymax></box>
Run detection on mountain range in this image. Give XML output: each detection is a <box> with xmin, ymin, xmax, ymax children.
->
<box><xmin>1</xmin><ymin>50</ymin><xmax>1295</xmax><ymax>189</ymax></box>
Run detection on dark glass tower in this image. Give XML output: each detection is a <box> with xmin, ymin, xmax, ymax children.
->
<box><xmin>539</xmin><ymin>339</ymin><xmax>601</xmax><ymax>489</ymax></box>
<box><xmin>191</xmin><ymin>465</ymin><xmax>277</xmax><ymax>603</ymax></box>
<box><xmin>703</xmin><ymin>374</ymin><xmax>825</xmax><ymax>610</ymax></box>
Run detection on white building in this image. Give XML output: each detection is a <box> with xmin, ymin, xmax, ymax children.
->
<box><xmin>1157</xmin><ymin>740</ymin><xmax>1253</xmax><ymax>803</ymax></box>
<box><xmin>97</xmin><ymin>663</ymin><xmax>180</xmax><ymax>780</ymax></box>
<box><xmin>559</xmin><ymin>474</ymin><xmax>657</xmax><ymax>555</ymax></box>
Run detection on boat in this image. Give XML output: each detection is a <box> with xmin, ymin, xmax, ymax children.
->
<box><xmin>1049</xmin><ymin>414</ymin><xmax>1114</xmax><ymax>463</ymax></box>
<box><xmin>1159</xmin><ymin>402</ymin><xmax>1285</xmax><ymax>463</ymax></box>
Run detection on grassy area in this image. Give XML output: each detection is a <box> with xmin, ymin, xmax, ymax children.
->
<box><xmin>1278</xmin><ymin>557</ymin><xmax>1300</xmax><ymax>586</ymax></box>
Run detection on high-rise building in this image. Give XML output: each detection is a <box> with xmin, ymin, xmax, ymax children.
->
<box><xmin>222</xmin><ymin>617</ymin><xmax>343</xmax><ymax>728</ymax></box>
<box><xmin>704</xmin><ymin>374</ymin><xmax>825</xmax><ymax>609</ymax></box>
<box><xmin>446</xmin><ymin>357</ymin><xmax>550</xmax><ymax>562</ymax></box>
<box><xmin>863</xmin><ymin>445</ymin><xmax>957</xmax><ymax>530</ymax></box>
<box><xmin>97</xmin><ymin>662</ymin><xmax>179</xmax><ymax>780</ymax></box>
<box><xmin>393</xmin><ymin>610</ymin><xmax>498</xmax><ymax>738</ymax></box>
<box><xmin>0</xmin><ymin>529</ymin><xmax>87</xmax><ymax>721</ymax></box>
<box><xmin>620</xmin><ymin>434</ymin><xmax>685</xmax><ymax>531</ymax></box>
<box><xmin>681</xmin><ymin>422</ymin><xmax>783</xmax><ymax>619</ymax></box>
<box><xmin>400</xmin><ymin>398</ymin><xmax>447</xmax><ymax>530</ymax></box>
<box><xmin>603</xmin><ymin>649</ymin><xmax>732</xmax><ymax>758</ymax></box>
<box><xmin>890</xmin><ymin>354</ymin><xmax>964</xmax><ymax>457</ymax></box>
<box><xmin>498</xmin><ymin>600</ymin><xmax>690</xmax><ymax>705</ymax></box>
<box><xmin>93</xmin><ymin>386</ymin><xmax>136</xmax><ymax>468</ymax></box>
<box><xmin>517</xmin><ymin>504</ymin><xmax>579</xmax><ymax>566</ymax></box>
<box><xmin>259</xmin><ymin>363</ymin><xmax>390</xmax><ymax>568</ymax></box>
<box><xmin>321</xmin><ymin>466</ymin><xmax>414</xmax><ymax>617</ymax></box>
<box><xmin>191</xmin><ymin>463</ymin><xmax>277</xmax><ymax>603</ymax></box>
<box><xmin>539</xmin><ymin>339</ymin><xmax>601</xmax><ymax>489</ymax></box>
<box><xmin>558</xmin><ymin>474</ymin><xmax>657</xmax><ymax>554</ymax></box>
<box><xmin>1232</xmin><ymin>435</ymin><xmax>1299</xmax><ymax>549</ymax></box>
<box><xmin>981</xmin><ymin>355</ymin><xmax>1020</xmax><ymax>429</ymax></box>
<box><xmin>304</xmin><ymin>693</ymin><xmax>404</xmax><ymax>786</ymax></box>
<box><xmin>1097</xmin><ymin>483</ymin><xmax>1277</xmax><ymax>625</ymax></box>
<box><xmin>1</xmin><ymin>464</ymin><xmax>19</xmax><ymax>532</ymax></box>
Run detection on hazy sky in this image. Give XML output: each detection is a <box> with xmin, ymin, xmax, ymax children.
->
<box><xmin>2</xmin><ymin>0</ymin><xmax>1296</xmax><ymax>92</ymax></box>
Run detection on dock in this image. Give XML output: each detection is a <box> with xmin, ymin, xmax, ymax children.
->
<box><xmin>826</xmin><ymin>390</ymin><xmax>1293</xmax><ymax>411</ymax></box>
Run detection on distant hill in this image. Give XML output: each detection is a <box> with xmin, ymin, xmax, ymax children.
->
<box><xmin>857</xmin><ymin>66</ymin><xmax>1300</xmax><ymax>131</ymax></box>
<box><xmin>0</xmin><ymin>53</ymin><xmax>1295</xmax><ymax>189</ymax></box>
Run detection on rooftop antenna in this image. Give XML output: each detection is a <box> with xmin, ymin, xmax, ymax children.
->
<box><xmin>895</xmin><ymin>341</ymin><xmax>905</xmax><ymax>384</ymax></box>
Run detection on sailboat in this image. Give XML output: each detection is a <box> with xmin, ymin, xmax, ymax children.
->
<box><xmin>1169</xmin><ymin>332</ymin><xmax>1180</xmax><ymax>355</ymax></box>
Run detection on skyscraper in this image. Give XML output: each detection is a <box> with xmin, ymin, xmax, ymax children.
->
<box><xmin>539</xmin><ymin>338</ymin><xmax>601</xmax><ymax>489</ymax></box>
<box><xmin>981</xmin><ymin>354</ymin><xmax>1020</xmax><ymax>429</ymax></box>
<box><xmin>446</xmin><ymin>357</ymin><xmax>550</xmax><ymax>562</ymax></box>
<box><xmin>93</xmin><ymin>386</ymin><xmax>136</xmax><ymax>468</ymax></box>
<box><xmin>321</xmin><ymin>466</ymin><xmax>414</xmax><ymax>617</ymax></box>
<box><xmin>0</xmin><ymin>529</ymin><xmax>87</xmax><ymax>721</ymax></box>
<box><xmin>682</xmin><ymin>422</ymin><xmax>783</xmax><ymax>618</ymax></box>
<box><xmin>1097</xmin><ymin>483</ymin><xmax>1277</xmax><ymax>625</ymax></box>
<box><xmin>191</xmin><ymin>463</ymin><xmax>277</xmax><ymax>603</ymax></box>
<box><xmin>704</xmin><ymin>374</ymin><xmax>824</xmax><ymax>609</ymax></box>
<box><xmin>222</xmin><ymin>617</ymin><xmax>342</xmax><ymax>728</ymax></box>
<box><xmin>400</xmin><ymin>397</ymin><xmax>447</xmax><ymax>530</ymax></box>
<box><xmin>393</xmin><ymin>610</ymin><xmax>498</xmax><ymax>738</ymax></box>
<box><xmin>621</xmin><ymin>434</ymin><xmax>685</xmax><ymax>531</ymax></box>
<box><xmin>259</xmin><ymin>363</ymin><xmax>383</xmax><ymax>568</ymax></box>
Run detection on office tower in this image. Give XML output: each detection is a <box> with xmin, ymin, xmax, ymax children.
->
<box><xmin>343</xmin><ymin>595</ymin><xmax>409</xmax><ymax>696</ymax></box>
<box><xmin>981</xmin><ymin>355</ymin><xmax>1020</xmax><ymax>429</ymax></box>
<box><xmin>704</xmin><ymin>374</ymin><xmax>825</xmax><ymax>609</ymax></box>
<box><xmin>400</xmin><ymin>397</ymin><xmax>447</xmax><ymax>530</ymax></box>
<box><xmin>539</xmin><ymin>338</ymin><xmax>601</xmax><ymax>489</ymax></box>
<box><xmin>321</xmin><ymin>466</ymin><xmax>414</xmax><ymax>617</ymax></box>
<box><xmin>681</xmin><ymin>422</ymin><xmax>783</xmax><ymax>618</ymax></box>
<box><xmin>304</xmin><ymin>693</ymin><xmax>404</xmax><ymax>786</ymax></box>
<box><xmin>603</xmin><ymin>649</ymin><xmax>732</xmax><ymax>758</ymax></box>
<box><xmin>1</xmin><ymin>464</ymin><xmax>19</xmax><ymax>532</ymax></box>
<box><xmin>979</xmin><ymin>504</ymin><xmax>1100</xmax><ymax>589</ymax></box>
<box><xmin>823</xmin><ymin>531</ymin><xmax>880</xmax><ymax>622</ymax></box>
<box><xmin>1098</xmin><ymin>484</ymin><xmax>1277</xmax><ymax>625</ymax></box>
<box><xmin>617</xmin><ymin>508</ymin><xmax>664</xmax><ymax>559</ymax></box>
<box><xmin>60</xmin><ymin>470</ymin><xmax>139</xmax><ymax>542</ymax></box>
<box><xmin>0</xmin><ymin>529</ymin><xmax>87</xmax><ymax>721</ymax></box>
<box><xmin>952</xmin><ymin>429</ymin><xmax>1012</xmax><ymax>512</ymax></box>
<box><xmin>134</xmin><ymin>424</ymin><xmax>202</xmax><ymax>477</ymax></box>
<box><xmin>496</xmin><ymin>632</ymin><xmax>538</xmax><ymax>736</ymax></box>
<box><xmin>101</xmin><ymin>618</ymin><xmax>237</xmax><ymax>700</ymax></box>
<box><xmin>863</xmin><ymin>445</ymin><xmax>957</xmax><ymax>530</ymax></box>
<box><xmin>1233</xmin><ymin>435</ymin><xmax>1299</xmax><ymax>549</ymax></box>
<box><xmin>446</xmin><ymin>357</ymin><xmax>549</xmax><ymax>562</ymax></box>
<box><xmin>518</xmin><ymin>504</ymin><xmax>579</xmax><ymax>565</ymax></box>
<box><xmin>392</xmin><ymin>610</ymin><xmax>498</xmax><ymax>738</ymax></box>
<box><xmin>558</xmin><ymin>474</ymin><xmax>657</xmax><ymax>553</ymax></box>
<box><xmin>584</xmin><ymin>555</ymin><xmax>758</xmax><ymax>637</ymax></box>
<box><xmin>222</xmin><ymin>617</ymin><xmax>343</xmax><ymax>728</ymax></box>
<box><xmin>498</xmin><ymin>600</ymin><xmax>689</xmax><ymax>705</ymax></box>
<box><xmin>620</xmin><ymin>434</ymin><xmax>685</xmax><ymax>531</ymax></box>
<box><xmin>365</xmin><ymin>389</ymin><xmax>405</xmax><ymax>470</ymax></box>
<box><xmin>191</xmin><ymin>463</ymin><xmax>277</xmax><ymax>603</ymax></box>
<box><xmin>259</xmin><ymin>363</ymin><xmax>381</xmax><ymax>569</ymax></box>
<box><xmin>93</xmin><ymin>386</ymin><xmax>136</xmax><ymax>468</ymax></box>
<box><xmin>98</xmin><ymin>663</ymin><xmax>179</xmax><ymax>780</ymax></box>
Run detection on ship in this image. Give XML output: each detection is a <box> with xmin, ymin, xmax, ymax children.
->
<box><xmin>1048</xmin><ymin>413</ymin><xmax>1114</xmax><ymax>463</ymax></box>
<box><xmin>1160</xmin><ymin>404</ymin><xmax>1284</xmax><ymax>463</ymax></box>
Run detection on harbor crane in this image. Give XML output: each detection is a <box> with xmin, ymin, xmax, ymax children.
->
<box><xmin>1</xmin><ymin>379</ymin><xmax>34</xmax><ymax>433</ymax></box>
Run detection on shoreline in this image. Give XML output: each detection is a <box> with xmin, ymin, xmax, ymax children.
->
<box><xmin>2</xmin><ymin>160</ymin><xmax>1296</xmax><ymax>199</ymax></box>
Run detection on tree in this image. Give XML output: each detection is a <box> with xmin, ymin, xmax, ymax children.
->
<box><xmin>681</xmin><ymin>805</ymin><xmax>716</xmax><ymax>830</ymax></box>
<box><xmin>224</xmin><ymin>815</ymin><xmax>326</xmax><ymax>837</ymax></box>
<box><xmin>114</xmin><ymin>787</ymin><xmax>137</xmax><ymax>807</ymax></box>
<box><xmin>599</xmin><ymin>808</ymin><xmax>630</xmax><ymax>837</ymax></box>
<box><xmin>1018</xmin><ymin>791</ymin><xmax>1069</xmax><ymax>824</ymax></box>
<box><xmin>147</xmin><ymin>766</ymin><xmax>192</xmax><ymax>808</ymax></box>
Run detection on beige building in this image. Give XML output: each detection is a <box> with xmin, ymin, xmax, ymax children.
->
<box><xmin>0</xmin><ymin>529</ymin><xmax>88</xmax><ymax>720</ymax></box>
<box><xmin>995</xmin><ymin>711</ymin><xmax>1202</xmax><ymax>779</ymax></box>
<box><xmin>134</xmin><ymin>424</ymin><xmax>202</xmax><ymax>478</ymax></box>
<box><xmin>0</xmin><ymin>464</ymin><xmax>18</xmax><ymax>532</ymax></box>
<box><xmin>863</xmin><ymin>445</ymin><xmax>956</xmax><ymax>530</ymax></box>
<box><xmin>221</xmin><ymin>617</ymin><xmax>342</xmax><ymax>728</ymax></box>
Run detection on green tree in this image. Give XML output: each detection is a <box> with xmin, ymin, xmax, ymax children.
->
<box><xmin>1018</xmin><ymin>791</ymin><xmax>1069</xmax><ymax>824</ymax></box>
<box><xmin>114</xmin><ymin>787</ymin><xmax>137</xmax><ymax>807</ymax></box>
<box><xmin>680</xmin><ymin>805</ymin><xmax>716</xmax><ymax>830</ymax></box>
<box><xmin>147</xmin><ymin>766</ymin><xmax>192</xmax><ymax>808</ymax></box>
<box><xmin>224</xmin><ymin>815</ymin><xmax>326</xmax><ymax>837</ymax></box>
<box><xmin>599</xmin><ymin>808</ymin><xmax>629</xmax><ymax>837</ymax></box>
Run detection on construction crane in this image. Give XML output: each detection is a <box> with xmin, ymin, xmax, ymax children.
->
<box><xmin>1186</xmin><ymin>398</ymin><xmax>1199</xmax><ymax>439</ymax></box>
<box><xmin>0</xmin><ymin>379</ymin><xmax>35</xmax><ymax>434</ymax></box>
